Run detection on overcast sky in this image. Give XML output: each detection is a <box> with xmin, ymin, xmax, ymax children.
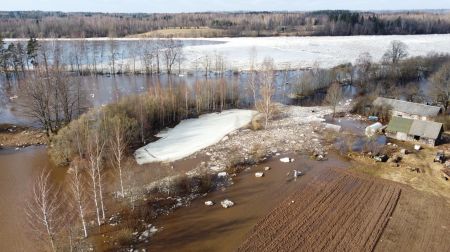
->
<box><xmin>2</xmin><ymin>0</ymin><xmax>450</xmax><ymax>13</ymax></box>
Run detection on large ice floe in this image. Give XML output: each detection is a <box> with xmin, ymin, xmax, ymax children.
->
<box><xmin>135</xmin><ymin>109</ymin><xmax>256</xmax><ymax>164</ymax></box>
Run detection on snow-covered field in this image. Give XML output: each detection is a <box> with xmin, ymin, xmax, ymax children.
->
<box><xmin>182</xmin><ymin>34</ymin><xmax>450</xmax><ymax>70</ymax></box>
<box><xmin>134</xmin><ymin>109</ymin><xmax>256</xmax><ymax>164</ymax></box>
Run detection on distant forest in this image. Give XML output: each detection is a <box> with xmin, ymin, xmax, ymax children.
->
<box><xmin>1</xmin><ymin>10</ymin><xmax>450</xmax><ymax>38</ymax></box>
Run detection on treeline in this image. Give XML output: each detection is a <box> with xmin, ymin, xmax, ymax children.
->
<box><xmin>1</xmin><ymin>10</ymin><xmax>450</xmax><ymax>38</ymax></box>
<box><xmin>313</xmin><ymin>11</ymin><xmax>450</xmax><ymax>36</ymax></box>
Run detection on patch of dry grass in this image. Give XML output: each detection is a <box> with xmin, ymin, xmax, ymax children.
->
<box><xmin>349</xmin><ymin>143</ymin><xmax>450</xmax><ymax>203</ymax></box>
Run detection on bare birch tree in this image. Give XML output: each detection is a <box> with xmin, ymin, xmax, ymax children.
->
<box><xmin>107</xmin><ymin>114</ymin><xmax>137</xmax><ymax>198</ymax></box>
<box><xmin>26</xmin><ymin>170</ymin><xmax>64</xmax><ymax>252</ymax></box>
<box><xmin>86</xmin><ymin>122</ymin><xmax>106</xmax><ymax>225</ymax></box>
<box><xmin>256</xmin><ymin>57</ymin><xmax>276</xmax><ymax>128</ymax></box>
<box><xmin>248</xmin><ymin>47</ymin><xmax>258</xmax><ymax>105</ymax></box>
<box><xmin>68</xmin><ymin>159</ymin><xmax>89</xmax><ymax>238</ymax></box>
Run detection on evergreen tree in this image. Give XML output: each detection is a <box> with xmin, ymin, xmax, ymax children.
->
<box><xmin>27</xmin><ymin>37</ymin><xmax>39</xmax><ymax>67</ymax></box>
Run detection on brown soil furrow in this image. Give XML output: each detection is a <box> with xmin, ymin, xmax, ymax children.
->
<box><xmin>238</xmin><ymin>169</ymin><xmax>401</xmax><ymax>252</ymax></box>
<box><xmin>313</xmin><ymin>179</ymin><xmax>383</xmax><ymax>251</ymax></box>
<box><xmin>361</xmin><ymin>187</ymin><xmax>400</xmax><ymax>250</ymax></box>
<box><xmin>243</xmin><ymin>171</ymin><xmax>346</xmax><ymax>251</ymax></box>
<box><xmin>267</xmin><ymin>175</ymin><xmax>360</xmax><ymax>251</ymax></box>
<box><xmin>300</xmin><ymin>178</ymin><xmax>371</xmax><ymax>251</ymax></box>
<box><xmin>334</xmin><ymin>183</ymin><xmax>393</xmax><ymax>251</ymax></box>
<box><xmin>315</xmin><ymin>180</ymin><xmax>379</xmax><ymax>251</ymax></box>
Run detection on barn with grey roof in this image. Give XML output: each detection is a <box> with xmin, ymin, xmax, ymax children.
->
<box><xmin>373</xmin><ymin>97</ymin><xmax>442</xmax><ymax>121</ymax></box>
<box><xmin>385</xmin><ymin>116</ymin><xmax>444</xmax><ymax>146</ymax></box>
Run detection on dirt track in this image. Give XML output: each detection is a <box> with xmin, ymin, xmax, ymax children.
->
<box><xmin>238</xmin><ymin>170</ymin><xmax>401</xmax><ymax>252</ymax></box>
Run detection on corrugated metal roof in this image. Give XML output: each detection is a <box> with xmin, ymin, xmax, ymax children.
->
<box><xmin>386</xmin><ymin>116</ymin><xmax>443</xmax><ymax>140</ymax></box>
<box><xmin>373</xmin><ymin>97</ymin><xmax>441</xmax><ymax>117</ymax></box>
<box><xmin>386</xmin><ymin>117</ymin><xmax>413</xmax><ymax>133</ymax></box>
<box><xmin>409</xmin><ymin>120</ymin><xmax>443</xmax><ymax>139</ymax></box>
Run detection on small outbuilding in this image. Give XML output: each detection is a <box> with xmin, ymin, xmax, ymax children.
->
<box><xmin>365</xmin><ymin>122</ymin><xmax>383</xmax><ymax>137</ymax></box>
<box><xmin>385</xmin><ymin>116</ymin><xmax>444</xmax><ymax>146</ymax></box>
<box><xmin>373</xmin><ymin>97</ymin><xmax>442</xmax><ymax>121</ymax></box>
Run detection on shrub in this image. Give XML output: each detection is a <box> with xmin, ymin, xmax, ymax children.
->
<box><xmin>115</xmin><ymin>228</ymin><xmax>134</xmax><ymax>247</ymax></box>
<box><xmin>249</xmin><ymin>143</ymin><xmax>267</xmax><ymax>162</ymax></box>
<box><xmin>251</xmin><ymin>113</ymin><xmax>264</xmax><ymax>130</ymax></box>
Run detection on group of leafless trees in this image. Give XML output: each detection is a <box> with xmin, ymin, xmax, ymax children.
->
<box><xmin>2</xmin><ymin>10</ymin><xmax>450</xmax><ymax>38</ymax></box>
<box><xmin>16</xmin><ymin>39</ymin><xmax>88</xmax><ymax>135</ymax></box>
<box><xmin>359</xmin><ymin>40</ymin><xmax>450</xmax><ymax>107</ymax></box>
<box><xmin>27</xmin><ymin>108</ymin><xmax>138</xmax><ymax>250</ymax></box>
<box><xmin>349</xmin><ymin>40</ymin><xmax>450</xmax><ymax>117</ymax></box>
<box><xmin>284</xmin><ymin>40</ymin><xmax>450</xmax><ymax>115</ymax></box>
<box><xmin>104</xmin><ymin>38</ymin><xmax>183</xmax><ymax>75</ymax></box>
<box><xmin>1</xmin><ymin>36</ymin><xmax>188</xmax><ymax>134</ymax></box>
<box><xmin>0</xmin><ymin>36</ymin><xmax>184</xmax><ymax>76</ymax></box>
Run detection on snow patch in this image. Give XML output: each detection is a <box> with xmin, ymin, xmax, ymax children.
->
<box><xmin>135</xmin><ymin>109</ymin><xmax>256</xmax><ymax>164</ymax></box>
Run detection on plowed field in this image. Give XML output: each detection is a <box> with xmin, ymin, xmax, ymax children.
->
<box><xmin>238</xmin><ymin>170</ymin><xmax>401</xmax><ymax>252</ymax></box>
<box><xmin>375</xmin><ymin>188</ymin><xmax>450</xmax><ymax>252</ymax></box>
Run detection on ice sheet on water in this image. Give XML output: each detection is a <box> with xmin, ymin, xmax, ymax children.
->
<box><xmin>182</xmin><ymin>35</ymin><xmax>450</xmax><ymax>70</ymax></box>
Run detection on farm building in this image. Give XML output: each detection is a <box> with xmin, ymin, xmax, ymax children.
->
<box><xmin>373</xmin><ymin>97</ymin><xmax>442</xmax><ymax>121</ymax></box>
<box><xmin>385</xmin><ymin>116</ymin><xmax>444</xmax><ymax>146</ymax></box>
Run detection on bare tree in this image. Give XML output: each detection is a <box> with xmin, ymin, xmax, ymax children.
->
<box><xmin>200</xmin><ymin>54</ymin><xmax>211</xmax><ymax>78</ymax></box>
<box><xmin>430</xmin><ymin>62</ymin><xmax>450</xmax><ymax>110</ymax></box>
<box><xmin>107</xmin><ymin>114</ymin><xmax>137</xmax><ymax>198</ymax></box>
<box><xmin>355</xmin><ymin>52</ymin><xmax>373</xmax><ymax>93</ymax></box>
<box><xmin>248</xmin><ymin>47</ymin><xmax>258</xmax><ymax>105</ymax></box>
<box><xmin>214</xmin><ymin>52</ymin><xmax>225</xmax><ymax>76</ymax></box>
<box><xmin>86</xmin><ymin>122</ymin><xmax>106</xmax><ymax>226</ymax></box>
<box><xmin>383</xmin><ymin>40</ymin><xmax>408</xmax><ymax>65</ymax></box>
<box><xmin>162</xmin><ymin>38</ymin><xmax>183</xmax><ymax>74</ymax></box>
<box><xmin>20</xmin><ymin>71</ymin><xmax>53</xmax><ymax>135</ymax></box>
<box><xmin>324</xmin><ymin>82</ymin><xmax>343</xmax><ymax>118</ymax></box>
<box><xmin>128</xmin><ymin>41</ymin><xmax>139</xmax><ymax>74</ymax></box>
<box><xmin>26</xmin><ymin>170</ymin><xmax>65</xmax><ymax>252</ymax></box>
<box><xmin>281</xmin><ymin>63</ymin><xmax>291</xmax><ymax>103</ymax></box>
<box><xmin>68</xmin><ymin>159</ymin><xmax>89</xmax><ymax>238</ymax></box>
<box><xmin>108</xmin><ymin>38</ymin><xmax>118</xmax><ymax>75</ymax></box>
<box><xmin>155</xmin><ymin>38</ymin><xmax>161</xmax><ymax>74</ymax></box>
<box><xmin>256</xmin><ymin>57</ymin><xmax>276</xmax><ymax>128</ymax></box>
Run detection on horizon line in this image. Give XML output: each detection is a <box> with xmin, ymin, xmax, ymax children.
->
<box><xmin>1</xmin><ymin>8</ymin><xmax>449</xmax><ymax>15</ymax></box>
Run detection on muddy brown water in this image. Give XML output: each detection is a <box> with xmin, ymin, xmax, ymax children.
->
<box><xmin>147</xmin><ymin>153</ymin><xmax>349</xmax><ymax>252</ymax></box>
<box><xmin>0</xmin><ymin>149</ymin><xmax>350</xmax><ymax>252</ymax></box>
<box><xmin>0</xmin><ymin>146</ymin><xmax>65</xmax><ymax>251</ymax></box>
